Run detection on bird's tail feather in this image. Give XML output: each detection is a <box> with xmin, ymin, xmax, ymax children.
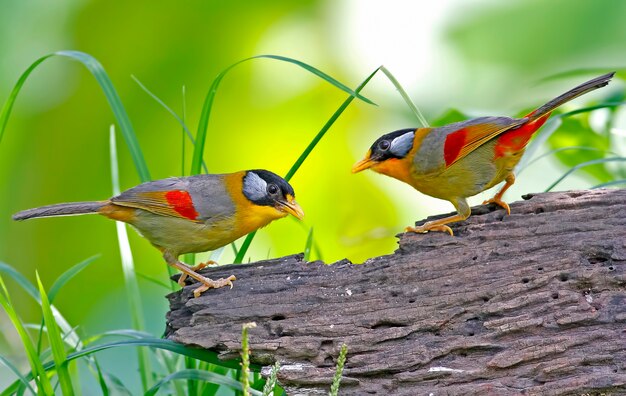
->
<box><xmin>12</xmin><ymin>201</ymin><xmax>106</xmax><ymax>221</ymax></box>
<box><xmin>526</xmin><ymin>72</ymin><xmax>615</xmax><ymax>119</ymax></box>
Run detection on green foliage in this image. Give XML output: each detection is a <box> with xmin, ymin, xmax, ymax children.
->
<box><xmin>547</xmin><ymin>117</ymin><xmax>613</xmax><ymax>182</ymax></box>
<box><xmin>36</xmin><ymin>273</ymin><xmax>73</xmax><ymax>395</ymax></box>
<box><xmin>545</xmin><ymin>157</ymin><xmax>626</xmax><ymax>192</ymax></box>
<box><xmin>0</xmin><ymin>274</ymin><xmax>54</xmax><ymax>395</ymax></box>
<box><xmin>145</xmin><ymin>369</ymin><xmax>261</xmax><ymax>396</ymax></box>
<box><xmin>241</xmin><ymin>322</ymin><xmax>257</xmax><ymax>396</ymax></box>
<box><xmin>303</xmin><ymin>227</ymin><xmax>314</xmax><ymax>261</ymax></box>
<box><xmin>329</xmin><ymin>344</ymin><xmax>348</xmax><ymax>396</ymax></box>
<box><xmin>109</xmin><ymin>126</ymin><xmax>152</xmax><ymax>392</ymax></box>
<box><xmin>262</xmin><ymin>362</ymin><xmax>280</xmax><ymax>396</ymax></box>
<box><xmin>190</xmin><ymin>54</ymin><xmax>375</xmax><ymax>177</ymax></box>
<box><xmin>0</xmin><ymin>51</ymin><xmax>150</xmax><ymax>182</ymax></box>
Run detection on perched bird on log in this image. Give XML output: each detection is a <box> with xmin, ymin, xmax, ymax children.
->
<box><xmin>13</xmin><ymin>170</ymin><xmax>304</xmax><ymax>297</ymax></box>
<box><xmin>352</xmin><ymin>72</ymin><xmax>615</xmax><ymax>235</ymax></box>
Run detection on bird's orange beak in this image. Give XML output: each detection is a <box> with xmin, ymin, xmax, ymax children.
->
<box><xmin>278</xmin><ymin>195</ymin><xmax>305</xmax><ymax>220</ymax></box>
<box><xmin>352</xmin><ymin>150</ymin><xmax>377</xmax><ymax>173</ymax></box>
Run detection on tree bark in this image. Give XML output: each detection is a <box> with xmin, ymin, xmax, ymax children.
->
<box><xmin>166</xmin><ymin>189</ymin><xmax>626</xmax><ymax>395</ymax></box>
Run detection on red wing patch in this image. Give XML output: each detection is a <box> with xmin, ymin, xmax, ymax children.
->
<box><xmin>495</xmin><ymin>113</ymin><xmax>550</xmax><ymax>159</ymax></box>
<box><xmin>443</xmin><ymin>128</ymin><xmax>467</xmax><ymax>166</ymax></box>
<box><xmin>164</xmin><ymin>190</ymin><xmax>199</xmax><ymax>220</ymax></box>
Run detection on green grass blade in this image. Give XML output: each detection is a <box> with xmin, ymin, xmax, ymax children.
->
<box><xmin>234</xmin><ymin>67</ymin><xmax>382</xmax><ymax>263</ymax></box>
<box><xmin>36</xmin><ymin>273</ymin><xmax>74</xmax><ymax>395</ymax></box>
<box><xmin>329</xmin><ymin>344</ymin><xmax>348</xmax><ymax>396</ymax></box>
<box><xmin>234</xmin><ymin>232</ymin><xmax>256</xmax><ymax>264</ymax></box>
<box><xmin>0</xmin><ymin>275</ymin><xmax>54</xmax><ymax>395</ymax></box>
<box><xmin>144</xmin><ymin>369</ymin><xmax>261</xmax><ymax>396</ymax></box>
<box><xmin>518</xmin><ymin>100</ymin><xmax>626</xmax><ymax>172</ymax></box>
<box><xmin>136</xmin><ymin>272</ymin><xmax>172</xmax><ymax>290</ymax></box>
<box><xmin>380</xmin><ymin>66</ymin><xmax>429</xmax><ymax>127</ymax></box>
<box><xmin>158</xmin><ymin>353</ymin><xmax>186</xmax><ymax>396</ymax></box>
<box><xmin>191</xmin><ymin>55</ymin><xmax>376</xmax><ymax>175</ymax></box>
<box><xmin>109</xmin><ymin>125</ymin><xmax>152</xmax><ymax>392</ymax></box>
<box><xmin>262</xmin><ymin>362</ymin><xmax>280</xmax><ymax>396</ymax></box>
<box><xmin>537</xmin><ymin>68</ymin><xmax>625</xmax><ymax>83</ymax></box>
<box><xmin>517</xmin><ymin>146</ymin><xmax>617</xmax><ymax>175</ymax></box>
<box><xmin>241</xmin><ymin>323</ymin><xmax>256</xmax><ymax>396</ymax></box>
<box><xmin>555</xmin><ymin>101</ymin><xmax>626</xmax><ymax>119</ymax></box>
<box><xmin>48</xmin><ymin>255</ymin><xmax>100</xmax><ymax>302</ymax></box>
<box><xmin>545</xmin><ymin>157</ymin><xmax>626</xmax><ymax>192</ymax></box>
<box><xmin>91</xmin><ymin>358</ymin><xmax>110</xmax><ymax>396</ymax></box>
<box><xmin>131</xmin><ymin>75</ymin><xmax>209</xmax><ymax>175</ymax></box>
<box><xmin>85</xmin><ymin>329</ymin><xmax>154</xmax><ymax>343</ymax></box>
<box><xmin>0</xmin><ymin>262</ymin><xmax>81</xmax><ymax>351</ymax></box>
<box><xmin>0</xmin><ymin>354</ymin><xmax>36</xmax><ymax>395</ymax></box>
<box><xmin>184</xmin><ymin>356</ymin><xmax>199</xmax><ymax>396</ymax></box>
<box><xmin>303</xmin><ymin>227</ymin><xmax>314</xmax><ymax>261</ymax></box>
<box><xmin>592</xmin><ymin>179</ymin><xmax>626</xmax><ymax>189</ymax></box>
<box><xmin>0</xmin><ymin>51</ymin><xmax>150</xmax><ymax>182</ymax></box>
<box><xmin>283</xmin><ymin>67</ymin><xmax>380</xmax><ymax>182</ymax></box>
<box><xmin>5</xmin><ymin>338</ymin><xmax>244</xmax><ymax>392</ymax></box>
<box><xmin>256</xmin><ymin>55</ymin><xmax>375</xmax><ymax>105</ymax></box>
<box><xmin>65</xmin><ymin>339</ymin><xmax>240</xmax><ymax>369</ymax></box>
<box><xmin>0</xmin><ymin>262</ymin><xmax>39</xmax><ymax>300</ymax></box>
<box><xmin>0</xmin><ymin>381</ymin><xmax>21</xmax><ymax>396</ymax></box>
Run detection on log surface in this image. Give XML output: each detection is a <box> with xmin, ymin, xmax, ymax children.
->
<box><xmin>166</xmin><ymin>189</ymin><xmax>626</xmax><ymax>395</ymax></box>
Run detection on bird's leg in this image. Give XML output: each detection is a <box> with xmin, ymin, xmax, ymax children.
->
<box><xmin>405</xmin><ymin>214</ymin><xmax>466</xmax><ymax>236</ymax></box>
<box><xmin>483</xmin><ymin>173</ymin><xmax>516</xmax><ymax>215</ymax></box>
<box><xmin>177</xmin><ymin>260</ymin><xmax>218</xmax><ymax>286</ymax></box>
<box><xmin>162</xmin><ymin>251</ymin><xmax>236</xmax><ymax>298</ymax></box>
<box><xmin>405</xmin><ymin>198</ymin><xmax>470</xmax><ymax>236</ymax></box>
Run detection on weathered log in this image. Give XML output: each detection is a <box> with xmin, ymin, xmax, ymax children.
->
<box><xmin>165</xmin><ymin>189</ymin><xmax>626</xmax><ymax>395</ymax></box>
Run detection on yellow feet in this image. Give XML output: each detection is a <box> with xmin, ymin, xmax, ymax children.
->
<box><xmin>482</xmin><ymin>198</ymin><xmax>511</xmax><ymax>215</ymax></box>
<box><xmin>404</xmin><ymin>212</ymin><xmax>468</xmax><ymax>236</ymax></box>
<box><xmin>405</xmin><ymin>223</ymin><xmax>454</xmax><ymax>236</ymax></box>
<box><xmin>192</xmin><ymin>275</ymin><xmax>237</xmax><ymax>298</ymax></box>
<box><xmin>178</xmin><ymin>260</ymin><xmax>218</xmax><ymax>286</ymax></box>
<box><xmin>483</xmin><ymin>173</ymin><xmax>515</xmax><ymax>215</ymax></box>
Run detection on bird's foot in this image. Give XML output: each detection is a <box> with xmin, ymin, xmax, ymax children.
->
<box><xmin>405</xmin><ymin>223</ymin><xmax>454</xmax><ymax>236</ymax></box>
<box><xmin>178</xmin><ymin>260</ymin><xmax>218</xmax><ymax>286</ymax></box>
<box><xmin>482</xmin><ymin>197</ymin><xmax>511</xmax><ymax>215</ymax></box>
<box><xmin>192</xmin><ymin>275</ymin><xmax>237</xmax><ymax>298</ymax></box>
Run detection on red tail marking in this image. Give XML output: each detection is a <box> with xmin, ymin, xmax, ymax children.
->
<box><xmin>164</xmin><ymin>190</ymin><xmax>199</xmax><ymax>220</ymax></box>
<box><xmin>443</xmin><ymin>128</ymin><xmax>467</xmax><ymax>166</ymax></box>
<box><xmin>495</xmin><ymin>113</ymin><xmax>550</xmax><ymax>159</ymax></box>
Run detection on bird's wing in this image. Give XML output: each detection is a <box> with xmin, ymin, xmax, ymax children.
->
<box><xmin>441</xmin><ymin>116</ymin><xmax>527</xmax><ymax>167</ymax></box>
<box><xmin>110</xmin><ymin>178</ymin><xmax>202</xmax><ymax>222</ymax></box>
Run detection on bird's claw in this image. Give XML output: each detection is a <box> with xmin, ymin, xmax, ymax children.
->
<box><xmin>192</xmin><ymin>275</ymin><xmax>237</xmax><ymax>298</ymax></box>
<box><xmin>405</xmin><ymin>224</ymin><xmax>454</xmax><ymax>236</ymax></box>
<box><xmin>483</xmin><ymin>198</ymin><xmax>511</xmax><ymax>215</ymax></box>
<box><xmin>178</xmin><ymin>260</ymin><xmax>218</xmax><ymax>286</ymax></box>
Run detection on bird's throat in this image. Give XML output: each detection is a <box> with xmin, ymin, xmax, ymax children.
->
<box><xmin>371</xmin><ymin>158</ymin><xmax>414</xmax><ymax>185</ymax></box>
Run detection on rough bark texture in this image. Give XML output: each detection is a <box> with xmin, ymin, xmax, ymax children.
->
<box><xmin>166</xmin><ymin>189</ymin><xmax>626</xmax><ymax>395</ymax></box>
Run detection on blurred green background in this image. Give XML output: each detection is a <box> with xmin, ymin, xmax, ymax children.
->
<box><xmin>1</xmin><ymin>0</ymin><xmax>625</xmax><ymax>392</ymax></box>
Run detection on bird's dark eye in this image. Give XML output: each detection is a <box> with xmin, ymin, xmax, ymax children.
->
<box><xmin>378</xmin><ymin>140</ymin><xmax>390</xmax><ymax>151</ymax></box>
<box><xmin>267</xmin><ymin>184</ymin><xmax>279</xmax><ymax>195</ymax></box>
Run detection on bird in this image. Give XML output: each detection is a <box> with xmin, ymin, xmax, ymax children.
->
<box><xmin>13</xmin><ymin>169</ymin><xmax>304</xmax><ymax>297</ymax></box>
<box><xmin>352</xmin><ymin>72</ymin><xmax>615</xmax><ymax>235</ymax></box>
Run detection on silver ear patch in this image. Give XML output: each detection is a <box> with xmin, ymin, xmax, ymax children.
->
<box><xmin>242</xmin><ymin>171</ymin><xmax>267</xmax><ymax>201</ymax></box>
<box><xmin>390</xmin><ymin>131</ymin><xmax>414</xmax><ymax>157</ymax></box>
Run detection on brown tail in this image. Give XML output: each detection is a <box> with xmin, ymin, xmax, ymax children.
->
<box><xmin>526</xmin><ymin>72</ymin><xmax>615</xmax><ymax>119</ymax></box>
<box><xmin>13</xmin><ymin>201</ymin><xmax>106</xmax><ymax>221</ymax></box>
